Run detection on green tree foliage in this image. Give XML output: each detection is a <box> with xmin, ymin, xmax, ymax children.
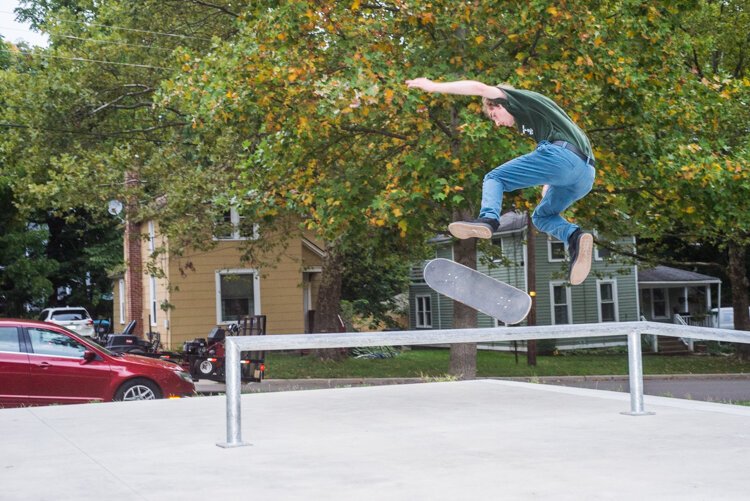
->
<box><xmin>2</xmin><ymin>1</ymin><xmax>250</xmax><ymax>316</ymax></box>
<box><xmin>4</xmin><ymin>2</ymin><xmax>750</xmax><ymax>359</ymax></box>
<box><xmin>577</xmin><ymin>2</ymin><xmax>750</xmax><ymax>355</ymax></box>
<box><xmin>159</xmin><ymin>1</ymin><xmax>704</xmax><ymax>366</ymax></box>
<box><xmin>341</xmin><ymin>233</ymin><xmax>420</xmax><ymax>329</ymax></box>
<box><xmin>0</xmin><ymin>183</ymin><xmax>58</xmax><ymax>316</ymax></box>
<box><xmin>44</xmin><ymin>211</ymin><xmax>121</xmax><ymax>315</ymax></box>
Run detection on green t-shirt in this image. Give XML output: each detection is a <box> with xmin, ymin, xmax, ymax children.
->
<box><xmin>492</xmin><ymin>88</ymin><xmax>593</xmax><ymax>158</ymax></box>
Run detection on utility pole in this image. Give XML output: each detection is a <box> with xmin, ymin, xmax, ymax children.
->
<box><xmin>526</xmin><ymin>213</ymin><xmax>537</xmax><ymax>366</ymax></box>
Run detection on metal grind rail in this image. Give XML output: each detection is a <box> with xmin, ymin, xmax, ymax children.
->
<box><xmin>217</xmin><ymin>321</ymin><xmax>750</xmax><ymax>448</ymax></box>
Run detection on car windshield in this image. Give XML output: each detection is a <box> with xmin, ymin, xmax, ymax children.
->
<box><xmin>56</xmin><ymin>325</ymin><xmax>117</xmax><ymax>356</ymax></box>
<box><xmin>50</xmin><ymin>310</ymin><xmax>89</xmax><ymax>321</ymax></box>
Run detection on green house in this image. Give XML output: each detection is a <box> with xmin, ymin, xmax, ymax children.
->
<box><xmin>409</xmin><ymin>212</ymin><xmax>639</xmax><ymax>351</ymax></box>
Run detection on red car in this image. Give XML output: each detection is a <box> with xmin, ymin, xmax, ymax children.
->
<box><xmin>0</xmin><ymin>319</ymin><xmax>195</xmax><ymax>408</ymax></box>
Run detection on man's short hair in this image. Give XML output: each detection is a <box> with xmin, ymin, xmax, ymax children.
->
<box><xmin>481</xmin><ymin>97</ymin><xmax>502</xmax><ymax>119</ymax></box>
<box><xmin>481</xmin><ymin>84</ymin><xmax>514</xmax><ymax>119</ymax></box>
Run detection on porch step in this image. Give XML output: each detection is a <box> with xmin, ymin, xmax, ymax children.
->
<box><xmin>657</xmin><ymin>335</ymin><xmax>690</xmax><ymax>355</ymax></box>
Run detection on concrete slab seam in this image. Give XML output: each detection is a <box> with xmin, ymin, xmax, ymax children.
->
<box><xmin>26</xmin><ymin>407</ymin><xmax>147</xmax><ymax>499</ymax></box>
<box><xmin>477</xmin><ymin>379</ymin><xmax>750</xmax><ymax>415</ymax></box>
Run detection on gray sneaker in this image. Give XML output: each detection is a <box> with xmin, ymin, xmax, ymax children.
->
<box><xmin>568</xmin><ymin>229</ymin><xmax>593</xmax><ymax>285</ymax></box>
<box><xmin>448</xmin><ymin>218</ymin><xmax>500</xmax><ymax>240</ymax></box>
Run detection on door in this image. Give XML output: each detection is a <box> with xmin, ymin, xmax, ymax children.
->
<box><xmin>303</xmin><ymin>272</ymin><xmax>312</xmax><ymax>333</ymax></box>
<box><xmin>0</xmin><ymin>326</ymin><xmax>30</xmax><ymax>407</ymax></box>
<box><xmin>25</xmin><ymin>327</ymin><xmax>111</xmax><ymax>405</ymax></box>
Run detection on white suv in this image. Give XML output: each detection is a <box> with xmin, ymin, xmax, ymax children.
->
<box><xmin>39</xmin><ymin>307</ymin><xmax>96</xmax><ymax>338</ymax></box>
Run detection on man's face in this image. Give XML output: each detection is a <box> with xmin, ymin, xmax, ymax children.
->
<box><xmin>487</xmin><ymin>104</ymin><xmax>515</xmax><ymax>128</ymax></box>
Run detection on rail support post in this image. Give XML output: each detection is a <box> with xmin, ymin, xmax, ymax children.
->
<box><xmin>217</xmin><ymin>338</ymin><xmax>250</xmax><ymax>447</ymax></box>
<box><xmin>622</xmin><ymin>329</ymin><xmax>655</xmax><ymax>416</ymax></box>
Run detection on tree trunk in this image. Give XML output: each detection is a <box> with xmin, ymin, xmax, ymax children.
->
<box><xmin>450</xmin><ymin>233</ymin><xmax>477</xmax><ymax>380</ymax></box>
<box><xmin>447</xmin><ymin>92</ymin><xmax>478</xmax><ymax>379</ymax></box>
<box><xmin>727</xmin><ymin>241</ymin><xmax>750</xmax><ymax>359</ymax></box>
<box><xmin>312</xmin><ymin>244</ymin><xmax>346</xmax><ymax>361</ymax></box>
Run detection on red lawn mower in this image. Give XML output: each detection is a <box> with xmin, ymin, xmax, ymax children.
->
<box><xmin>181</xmin><ymin>315</ymin><xmax>266</xmax><ymax>383</ymax></box>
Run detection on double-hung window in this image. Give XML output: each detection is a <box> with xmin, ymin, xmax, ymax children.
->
<box><xmin>597</xmin><ymin>280</ymin><xmax>619</xmax><ymax>322</ymax></box>
<box><xmin>550</xmin><ymin>282</ymin><xmax>571</xmax><ymax>324</ymax></box>
<box><xmin>548</xmin><ymin>238</ymin><xmax>566</xmax><ymax>262</ymax></box>
<box><xmin>216</xmin><ymin>270</ymin><xmax>261</xmax><ymax>323</ymax></box>
<box><xmin>148</xmin><ymin>221</ymin><xmax>156</xmax><ymax>253</ymax></box>
<box><xmin>215</xmin><ymin>207</ymin><xmax>257</xmax><ymax>241</ymax></box>
<box><xmin>149</xmin><ymin>276</ymin><xmax>158</xmax><ymax>326</ymax></box>
<box><xmin>118</xmin><ymin>279</ymin><xmax>126</xmax><ymax>324</ymax></box>
<box><xmin>415</xmin><ymin>295</ymin><xmax>432</xmax><ymax>328</ymax></box>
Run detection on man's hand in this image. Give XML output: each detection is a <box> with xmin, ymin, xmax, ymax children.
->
<box><xmin>405</xmin><ymin>78</ymin><xmax>435</xmax><ymax>92</ymax></box>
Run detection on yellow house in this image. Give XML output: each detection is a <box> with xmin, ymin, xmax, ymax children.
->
<box><xmin>112</xmin><ymin>215</ymin><xmax>323</xmax><ymax>349</ymax></box>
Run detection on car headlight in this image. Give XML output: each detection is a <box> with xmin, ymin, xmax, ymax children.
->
<box><xmin>175</xmin><ymin>370</ymin><xmax>193</xmax><ymax>383</ymax></box>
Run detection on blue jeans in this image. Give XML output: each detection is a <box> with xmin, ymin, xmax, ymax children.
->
<box><xmin>479</xmin><ymin>141</ymin><xmax>595</xmax><ymax>248</ymax></box>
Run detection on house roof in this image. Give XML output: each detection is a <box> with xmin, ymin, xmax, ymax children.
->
<box><xmin>496</xmin><ymin>211</ymin><xmax>528</xmax><ymax>232</ymax></box>
<box><xmin>637</xmin><ymin>265</ymin><xmax>721</xmax><ymax>287</ymax></box>
<box><xmin>302</xmin><ymin>237</ymin><xmax>325</xmax><ymax>258</ymax></box>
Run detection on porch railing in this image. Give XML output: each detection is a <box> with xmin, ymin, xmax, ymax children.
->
<box><xmin>217</xmin><ymin>321</ymin><xmax>750</xmax><ymax>448</ymax></box>
<box><xmin>674</xmin><ymin>313</ymin><xmax>713</xmax><ymax>328</ymax></box>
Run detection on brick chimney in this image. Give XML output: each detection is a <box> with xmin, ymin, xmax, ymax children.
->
<box><xmin>124</xmin><ymin>219</ymin><xmax>144</xmax><ymax>336</ymax></box>
<box><xmin>124</xmin><ymin>171</ymin><xmax>144</xmax><ymax>336</ymax></box>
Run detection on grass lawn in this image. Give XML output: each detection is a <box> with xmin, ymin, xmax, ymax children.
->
<box><xmin>265</xmin><ymin>348</ymin><xmax>750</xmax><ymax>379</ymax></box>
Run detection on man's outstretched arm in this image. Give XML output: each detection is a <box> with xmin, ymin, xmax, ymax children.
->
<box><xmin>405</xmin><ymin>78</ymin><xmax>507</xmax><ymax>100</ymax></box>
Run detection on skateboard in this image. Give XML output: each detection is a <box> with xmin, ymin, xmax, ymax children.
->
<box><xmin>423</xmin><ymin>258</ymin><xmax>532</xmax><ymax>325</ymax></box>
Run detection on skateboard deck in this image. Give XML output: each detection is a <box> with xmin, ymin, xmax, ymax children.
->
<box><xmin>423</xmin><ymin>258</ymin><xmax>532</xmax><ymax>325</ymax></box>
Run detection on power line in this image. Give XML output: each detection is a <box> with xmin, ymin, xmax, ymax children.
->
<box><xmin>0</xmin><ymin>121</ymin><xmax>198</xmax><ymax>145</ymax></box>
<box><xmin>0</xmin><ymin>11</ymin><xmax>214</xmax><ymax>42</ymax></box>
<box><xmin>1</xmin><ymin>26</ymin><xmax>197</xmax><ymax>52</ymax></box>
<box><xmin>58</xmin><ymin>35</ymin><xmax>174</xmax><ymax>52</ymax></box>
<box><xmin>9</xmin><ymin>49</ymin><xmax>170</xmax><ymax>70</ymax></box>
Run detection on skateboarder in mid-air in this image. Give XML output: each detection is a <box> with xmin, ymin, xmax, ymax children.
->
<box><xmin>405</xmin><ymin>78</ymin><xmax>596</xmax><ymax>285</ymax></box>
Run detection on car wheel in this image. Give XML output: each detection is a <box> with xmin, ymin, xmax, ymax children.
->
<box><xmin>114</xmin><ymin>379</ymin><xmax>162</xmax><ymax>401</ymax></box>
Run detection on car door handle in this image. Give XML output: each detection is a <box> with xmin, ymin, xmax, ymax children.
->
<box><xmin>37</xmin><ymin>362</ymin><xmax>51</xmax><ymax>369</ymax></box>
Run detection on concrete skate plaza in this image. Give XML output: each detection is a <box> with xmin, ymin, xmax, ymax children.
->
<box><xmin>2</xmin><ymin>379</ymin><xmax>749</xmax><ymax>500</ymax></box>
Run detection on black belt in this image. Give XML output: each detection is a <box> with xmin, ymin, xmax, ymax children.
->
<box><xmin>552</xmin><ymin>140</ymin><xmax>595</xmax><ymax>166</ymax></box>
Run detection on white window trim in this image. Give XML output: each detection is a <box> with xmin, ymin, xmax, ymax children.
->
<box><xmin>493</xmin><ymin>235</ymin><xmax>524</xmax><ymax>265</ymax></box>
<box><xmin>491</xmin><ymin>237</ymin><xmax>505</xmax><ymax>264</ymax></box>
<box><xmin>215</xmin><ymin>269</ymin><xmax>262</xmax><ymax>325</ymax></box>
<box><xmin>596</xmin><ymin>279</ymin><xmax>619</xmax><ymax>322</ymax></box>
<box><xmin>415</xmin><ymin>294</ymin><xmax>433</xmax><ymax>328</ymax></box>
<box><xmin>593</xmin><ymin>231</ymin><xmax>611</xmax><ymax>261</ymax></box>
<box><xmin>593</xmin><ymin>230</ymin><xmax>602</xmax><ymax>261</ymax></box>
<box><xmin>118</xmin><ymin>279</ymin><xmax>126</xmax><ymax>324</ymax></box>
<box><xmin>594</xmin><ymin>246</ymin><xmax>605</xmax><ymax>261</ymax></box>
<box><xmin>148</xmin><ymin>221</ymin><xmax>156</xmax><ymax>253</ymax></box>
<box><xmin>149</xmin><ymin>276</ymin><xmax>158</xmax><ymax>326</ymax></box>
<box><xmin>549</xmin><ymin>281</ymin><xmax>572</xmax><ymax>325</ymax></box>
<box><xmin>651</xmin><ymin>287</ymin><xmax>669</xmax><ymax>319</ymax></box>
<box><xmin>547</xmin><ymin>237</ymin><xmax>566</xmax><ymax>263</ymax></box>
<box><xmin>214</xmin><ymin>207</ymin><xmax>260</xmax><ymax>241</ymax></box>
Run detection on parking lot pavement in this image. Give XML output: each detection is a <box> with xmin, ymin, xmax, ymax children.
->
<box><xmin>193</xmin><ymin>377</ymin><xmax>426</xmax><ymax>394</ymax></box>
<box><xmin>3</xmin><ymin>379</ymin><xmax>750</xmax><ymax>500</ymax></box>
<box><xmin>196</xmin><ymin>374</ymin><xmax>750</xmax><ymax>404</ymax></box>
<box><xmin>531</xmin><ymin>374</ymin><xmax>750</xmax><ymax>403</ymax></box>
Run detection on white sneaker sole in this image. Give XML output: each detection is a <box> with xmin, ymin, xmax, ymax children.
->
<box><xmin>448</xmin><ymin>222</ymin><xmax>493</xmax><ymax>240</ymax></box>
<box><xmin>569</xmin><ymin>233</ymin><xmax>593</xmax><ymax>285</ymax></box>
